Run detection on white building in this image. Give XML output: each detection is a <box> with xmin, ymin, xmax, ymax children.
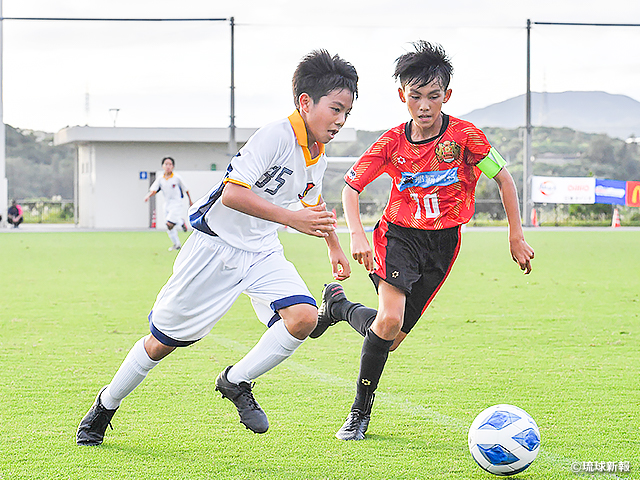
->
<box><xmin>54</xmin><ymin>126</ymin><xmax>356</xmax><ymax>229</ymax></box>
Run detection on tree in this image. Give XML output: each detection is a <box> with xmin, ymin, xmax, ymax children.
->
<box><xmin>5</xmin><ymin>125</ymin><xmax>75</xmax><ymax>200</ymax></box>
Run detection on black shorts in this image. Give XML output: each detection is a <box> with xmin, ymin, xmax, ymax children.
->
<box><xmin>370</xmin><ymin>219</ymin><xmax>462</xmax><ymax>334</ymax></box>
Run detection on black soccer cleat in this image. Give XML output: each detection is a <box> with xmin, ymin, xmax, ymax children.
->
<box><xmin>76</xmin><ymin>386</ymin><xmax>118</xmax><ymax>446</ymax></box>
<box><xmin>310</xmin><ymin>283</ymin><xmax>347</xmax><ymax>339</ymax></box>
<box><xmin>335</xmin><ymin>409</ymin><xmax>371</xmax><ymax>441</ymax></box>
<box><xmin>215</xmin><ymin>366</ymin><xmax>269</xmax><ymax>434</ymax></box>
<box><xmin>335</xmin><ymin>393</ymin><xmax>375</xmax><ymax>441</ymax></box>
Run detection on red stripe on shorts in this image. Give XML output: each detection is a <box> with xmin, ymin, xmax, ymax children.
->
<box><xmin>420</xmin><ymin>225</ymin><xmax>463</xmax><ymax>317</ymax></box>
<box><xmin>372</xmin><ymin>218</ymin><xmax>390</xmax><ymax>280</ymax></box>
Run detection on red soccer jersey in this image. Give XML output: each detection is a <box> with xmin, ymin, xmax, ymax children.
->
<box><xmin>345</xmin><ymin>115</ymin><xmax>492</xmax><ymax>230</ymax></box>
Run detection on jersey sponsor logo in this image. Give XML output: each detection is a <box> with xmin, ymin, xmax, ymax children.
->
<box><xmin>398</xmin><ymin>167</ymin><xmax>459</xmax><ymax>191</ymax></box>
<box><xmin>298</xmin><ymin>182</ymin><xmax>315</xmax><ymax>200</ymax></box>
<box><xmin>435</xmin><ymin>140</ymin><xmax>461</xmax><ymax>163</ymax></box>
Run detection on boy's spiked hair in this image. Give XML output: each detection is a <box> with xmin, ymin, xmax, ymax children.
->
<box><xmin>292</xmin><ymin>50</ymin><xmax>358</xmax><ymax>108</ymax></box>
<box><xmin>393</xmin><ymin>41</ymin><xmax>453</xmax><ymax>91</ymax></box>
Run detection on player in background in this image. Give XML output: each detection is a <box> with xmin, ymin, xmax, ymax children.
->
<box><xmin>311</xmin><ymin>41</ymin><xmax>535</xmax><ymax>440</ymax></box>
<box><xmin>76</xmin><ymin>49</ymin><xmax>358</xmax><ymax>446</ymax></box>
<box><xmin>144</xmin><ymin>156</ymin><xmax>193</xmax><ymax>251</ymax></box>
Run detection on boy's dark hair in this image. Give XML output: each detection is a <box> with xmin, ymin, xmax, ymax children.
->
<box><xmin>393</xmin><ymin>41</ymin><xmax>453</xmax><ymax>90</ymax></box>
<box><xmin>292</xmin><ymin>50</ymin><xmax>358</xmax><ymax>107</ymax></box>
<box><xmin>162</xmin><ymin>156</ymin><xmax>175</xmax><ymax>166</ymax></box>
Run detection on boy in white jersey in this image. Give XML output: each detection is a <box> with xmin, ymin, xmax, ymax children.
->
<box><xmin>77</xmin><ymin>50</ymin><xmax>359</xmax><ymax>445</ymax></box>
<box><xmin>144</xmin><ymin>156</ymin><xmax>193</xmax><ymax>251</ymax></box>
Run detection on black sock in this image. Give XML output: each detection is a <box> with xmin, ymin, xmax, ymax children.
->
<box><xmin>332</xmin><ymin>301</ymin><xmax>377</xmax><ymax>337</ymax></box>
<box><xmin>352</xmin><ymin>329</ymin><xmax>393</xmax><ymax>413</ymax></box>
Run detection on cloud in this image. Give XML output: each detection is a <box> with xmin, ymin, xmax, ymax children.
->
<box><xmin>3</xmin><ymin>0</ymin><xmax>640</xmax><ymax>132</ymax></box>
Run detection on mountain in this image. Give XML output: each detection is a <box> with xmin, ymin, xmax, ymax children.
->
<box><xmin>461</xmin><ymin>91</ymin><xmax>640</xmax><ymax>140</ymax></box>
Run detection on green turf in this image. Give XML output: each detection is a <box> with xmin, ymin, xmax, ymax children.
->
<box><xmin>0</xmin><ymin>229</ymin><xmax>638</xmax><ymax>479</ymax></box>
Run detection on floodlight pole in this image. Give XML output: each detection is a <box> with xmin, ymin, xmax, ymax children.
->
<box><xmin>0</xmin><ymin>0</ymin><xmax>6</xmax><ymax>227</ymax></box>
<box><xmin>523</xmin><ymin>19</ymin><xmax>532</xmax><ymax>226</ymax></box>
<box><xmin>0</xmin><ymin>14</ymin><xmax>234</xmax><ymax>223</ymax></box>
<box><xmin>229</xmin><ymin>16</ymin><xmax>237</xmax><ymax>157</ymax></box>
<box><xmin>524</xmin><ymin>20</ymin><xmax>640</xmax><ymax>226</ymax></box>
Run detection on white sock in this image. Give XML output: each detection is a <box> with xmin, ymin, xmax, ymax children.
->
<box><xmin>101</xmin><ymin>337</ymin><xmax>160</xmax><ymax>410</ymax></box>
<box><xmin>167</xmin><ymin>228</ymin><xmax>180</xmax><ymax>248</ymax></box>
<box><xmin>226</xmin><ymin>320</ymin><xmax>304</xmax><ymax>384</ymax></box>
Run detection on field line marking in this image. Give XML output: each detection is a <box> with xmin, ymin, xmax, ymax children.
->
<box><xmin>207</xmin><ymin>333</ymin><xmax>625</xmax><ymax>479</ymax></box>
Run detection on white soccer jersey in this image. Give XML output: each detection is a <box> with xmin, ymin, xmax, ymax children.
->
<box><xmin>189</xmin><ymin>110</ymin><xmax>326</xmax><ymax>252</ymax></box>
<box><xmin>150</xmin><ymin>173</ymin><xmax>188</xmax><ymax>207</ymax></box>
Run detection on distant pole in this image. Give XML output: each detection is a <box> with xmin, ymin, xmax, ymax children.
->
<box><xmin>0</xmin><ymin>14</ymin><xmax>234</xmax><ymax>214</ymax></box>
<box><xmin>523</xmin><ymin>20</ymin><xmax>640</xmax><ymax>225</ymax></box>
<box><xmin>523</xmin><ymin>19</ymin><xmax>532</xmax><ymax>226</ymax></box>
<box><xmin>228</xmin><ymin>16</ymin><xmax>237</xmax><ymax>157</ymax></box>
<box><xmin>0</xmin><ymin>0</ymin><xmax>7</xmax><ymax>227</ymax></box>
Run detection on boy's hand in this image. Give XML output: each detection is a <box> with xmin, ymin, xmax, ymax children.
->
<box><xmin>510</xmin><ymin>236</ymin><xmax>535</xmax><ymax>274</ymax></box>
<box><xmin>329</xmin><ymin>248</ymin><xmax>351</xmax><ymax>281</ymax></box>
<box><xmin>350</xmin><ymin>231</ymin><xmax>375</xmax><ymax>273</ymax></box>
<box><xmin>289</xmin><ymin>204</ymin><xmax>336</xmax><ymax>237</ymax></box>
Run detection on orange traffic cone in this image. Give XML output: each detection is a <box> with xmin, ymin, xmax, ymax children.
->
<box><xmin>151</xmin><ymin>209</ymin><xmax>157</xmax><ymax>229</ymax></box>
<box><xmin>611</xmin><ymin>208</ymin><xmax>621</xmax><ymax>228</ymax></box>
<box><xmin>531</xmin><ymin>208</ymin><xmax>540</xmax><ymax>227</ymax></box>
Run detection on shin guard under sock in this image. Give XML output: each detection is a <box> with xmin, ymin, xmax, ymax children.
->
<box><xmin>352</xmin><ymin>329</ymin><xmax>393</xmax><ymax>412</ymax></box>
<box><xmin>102</xmin><ymin>337</ymin><xmax>160</xmax><ymax>409</ymax></box>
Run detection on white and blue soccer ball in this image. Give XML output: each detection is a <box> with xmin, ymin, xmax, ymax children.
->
<box><xmin>468</xmin><ymin>404</ymin><xmax>541</xmax><ymax>476</ymax></box>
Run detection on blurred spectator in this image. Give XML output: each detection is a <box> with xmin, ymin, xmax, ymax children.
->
<box><xmin>8</xmin><ymin>200</ymin><xmax>23</xmax><ymax>228</ymax></box>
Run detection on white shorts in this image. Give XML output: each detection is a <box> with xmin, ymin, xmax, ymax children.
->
<box><xmin>164</xmin><ymin>201</ymin><xmax>183</xmax><ymax>226</ymax></box>
<box><xmin>149</xmin><ymin>230</ymin><xmax>316</xmax><ymax>346</ymax></box>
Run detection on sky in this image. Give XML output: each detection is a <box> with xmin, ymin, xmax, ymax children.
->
<box><xmin>3</xmin><ymin>0</ymin><xmax>640</xmax><ymax>133</ymax></box>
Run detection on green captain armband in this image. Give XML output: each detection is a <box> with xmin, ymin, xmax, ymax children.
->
<box><xmin>476</xmin><ymin>147</ymin><xmax>507</xmax><ymax>179</ymax></box>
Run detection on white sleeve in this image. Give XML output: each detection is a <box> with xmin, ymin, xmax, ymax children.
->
<box><xmin>149</xmin><ymin>177</ymin><xmax>161</xmax><ymax>192</ymax></box>
<box><xmin>227</xmin><ymin>124</ymin><xmax>285</xmax><ymax>188</ymax></box>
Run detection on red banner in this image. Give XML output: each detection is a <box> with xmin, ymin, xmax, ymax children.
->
<box><xmin>626</xmin><ymin>181</ymin><xmax>640</xmax><ymax>207</ymax></box>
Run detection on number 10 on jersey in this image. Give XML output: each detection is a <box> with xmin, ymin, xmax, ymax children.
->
<box><xmin>410</xmin><ymin>193</ymin><xmax>440</xmax><ymax>219</ymax></box>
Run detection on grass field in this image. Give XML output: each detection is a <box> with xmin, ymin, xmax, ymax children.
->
<box><xmin>0</xmin><ymin>228</ymin><xmax>638</xmax><ymax>479</ymax></box>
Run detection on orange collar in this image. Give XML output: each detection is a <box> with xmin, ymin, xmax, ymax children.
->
<box><xmin>288</xmin><ymin>110</ymin><xmax>324</xmax><ymax>167</ymax></box>
<box><xmin>163</xmin><ymin>172</ymin><xmax>174</xmax><ymax>179</ymax></box>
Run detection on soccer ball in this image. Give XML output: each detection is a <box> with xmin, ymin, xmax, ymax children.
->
<box><xmin>468</xmin><ymin>404</ymin><xmax>541</xmax><ymax>476</ymax></box>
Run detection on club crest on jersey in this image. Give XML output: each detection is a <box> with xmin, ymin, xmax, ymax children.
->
<box><xmin>435</xmin><ymin>141</ymin><xmax>461</xmax><ymax>163</ymax></box>
<box><xmin>298</xmin><ymin>182</ymin><xmax>315</xmax><ymax>200</ymax></box>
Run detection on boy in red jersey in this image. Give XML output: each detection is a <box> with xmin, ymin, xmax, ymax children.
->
<box><xmin>311</xmin><ymin>41</ymin><xmax>535</xmax><ymax>440</ymax></box>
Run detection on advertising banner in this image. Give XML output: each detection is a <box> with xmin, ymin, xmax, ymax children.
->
<box><xmin>531</xmin><ymin>176</ymin><xmax>595</xmax><ymax>204</ymax></box>
<box><xmin>626</xmin><ymin>181</ymin><xmax>640</xmax><ymax>208</ymax></box>
<box><xmin>595</xmin><ymin>179</ymin><xmax>627</xmax><ymax>205</ymax></box>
